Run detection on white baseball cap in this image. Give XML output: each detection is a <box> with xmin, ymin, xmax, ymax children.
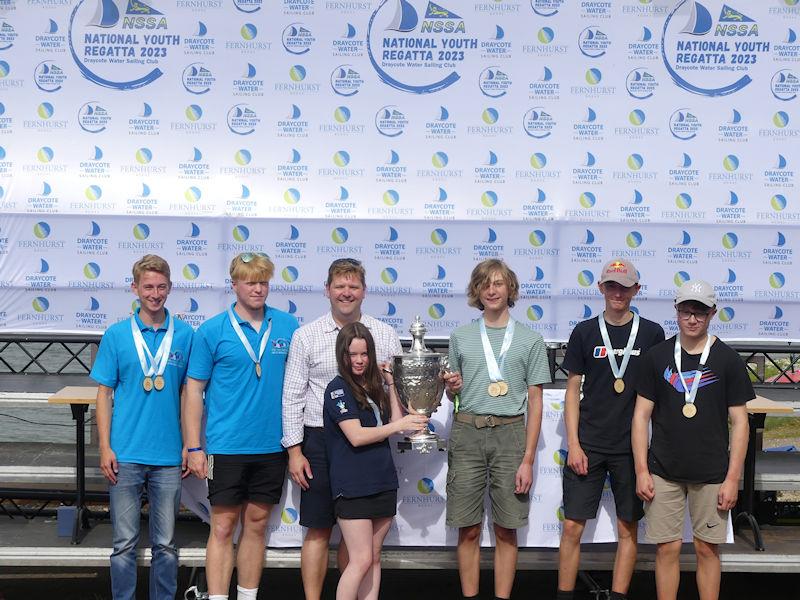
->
<box><xmin>675</xmin><ymin>279</ymin><xmax>716</xmax><ymax>308</ymax></box>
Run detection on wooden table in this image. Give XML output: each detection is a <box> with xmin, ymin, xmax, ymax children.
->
<box><xmin>48</xmin><ymin>386</ymin><xmax>98</xmax><ymax>544</ymax></box>
<box><xmin>736</xmin><ymin>395</ymin><xmax>795</xmax><ymax>551</ymax></box>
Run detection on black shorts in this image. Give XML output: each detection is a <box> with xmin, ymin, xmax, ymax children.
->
<box><xmin>207</xmin><ymin>452</ymin><xmax>287</xmax><ymax>507</ymax></box>
<box><xmin>299</xmin><ymin>427</ymin><xmax>336</xmax><ymax>529</ymax></box>
<box><xmin>562</xmin><ymin>450</ymin><xmax>644</xmax><ymax>523</ymax></box>
<box><xmin>335</xmin><ymin>490</ymin><xmax>398</xmax><ymax>520</ymax></box>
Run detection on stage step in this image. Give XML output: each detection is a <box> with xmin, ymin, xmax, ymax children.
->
<box><xmin>0</xmin><ymin>520</ymin><xmax>798</xmax><ymax>573</ymax></box>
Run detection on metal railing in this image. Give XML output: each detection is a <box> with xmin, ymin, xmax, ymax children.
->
<box><xmin>1</xmin><ymin>333</ymin><xmax>798</xmax><ymax>387</ymax></box>
<box><xmin>0</xmin><ymin>333</ymin><xmax>101</xmax><ymax>375</ymax></box>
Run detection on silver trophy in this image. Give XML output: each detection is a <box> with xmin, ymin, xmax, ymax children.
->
<box><xmin>393</xmin><ymin>316</ymin><xmax>449</xmax><ymax>453</ymax></box>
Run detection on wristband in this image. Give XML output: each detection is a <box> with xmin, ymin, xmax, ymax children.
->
<box><xmin>187</xmin><ymin>447</ymin><xmax>203</xmax><ymax>453</ymax></box>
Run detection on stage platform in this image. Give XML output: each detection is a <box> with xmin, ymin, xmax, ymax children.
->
<box><xmin>0</xmin><ymin>517</ymin><xmax>798</xmax><ymax>574</ymax></box>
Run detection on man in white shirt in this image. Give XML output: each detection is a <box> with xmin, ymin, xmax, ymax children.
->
<box><xmin>282</xmin><ymin>258</ymin><xmax>402</xmax><ymax>600</ymax></box>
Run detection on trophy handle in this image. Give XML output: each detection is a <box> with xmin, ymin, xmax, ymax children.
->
<box><xmin>438</xmin><ymin>354</ymin><xmax>450</xmax><ymax>376</ymax></box>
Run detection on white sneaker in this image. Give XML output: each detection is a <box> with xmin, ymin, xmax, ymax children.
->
<box><xmin>184</xmin><ymin>585</ymin><xmax>209</xmax><ymax>600</ymax></box>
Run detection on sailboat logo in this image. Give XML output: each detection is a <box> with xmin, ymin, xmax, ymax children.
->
<box><xmin>385</xmin><ymin>0</ymin><xmax>419</xmax><ymax>32</ymax></box>
<box><xmin>679</xmin><ymin>1</ymin><xmax>713</xmax><ymax>35</ymax></box>
<box><xmin>86</xmin><ymin>0</ymin><xmax>121</xmax><ymax>28</ymax></box>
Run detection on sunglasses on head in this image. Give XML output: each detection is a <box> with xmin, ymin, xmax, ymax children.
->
<box><xmin>238</xmin><ymin>252</ymin><xmax>270</xmax><ymax>263</ymax></box>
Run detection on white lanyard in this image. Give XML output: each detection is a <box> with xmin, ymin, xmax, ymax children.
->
<box><xmin>674</xmin><ymin>334</ymin><xmax>713</xmax><ymax>407</ymax></box>
<box><xmin>479</xmin><ymin>317</ymin><xmax>515</xmax><ymax>382</ymax></box>
<box><xmin>597</xmin><ymin>312</ymin><xmax>639</xmax><ymax>380</ymax></box>
<box><xmin>227</xmin><ymin>305</ymin><xmax>272</xmax><ymax>370</ymax></box>
<box><xmin>366</xmin><ymin>397</ymin><xmax>384</xmax><ymax>426</ymax></box>
<box><xmin>130</xmin><ymin>312</ymin><xmax>174</xmax><ymax>379</ymax></box>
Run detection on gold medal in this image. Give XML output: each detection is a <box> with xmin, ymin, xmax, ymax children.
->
<box><xmin>142</xmin><ymin>376</ymin><xmax>154</xmax><ymax>392</ymax></box>
<box><xmin>153</xmin><ymin>375</ymin><xmax>165</xmax><ymax>391</ymax></box>
<box><xmin>488</xmin><ymin>382</ymin><xmax>501</xmax><ymax>397</ymax></box>
<box><xmin>614</xmin><ymin>378</ymin><xmax>625</xmax><ymax>394</ymax></box>
<box><xmin>497</xmin><ymin>381</ymin><xmax>509</xmax><ymax>396</ymax></box>
<box><xmin>255</xmin><ymin>363</ymin><xmax>262</xmax><ymax>378</ymax></box>
<box><xmin>682</xmin><ymin>404</ymin><xmax>697</xmax><ymax>418</ymax></box>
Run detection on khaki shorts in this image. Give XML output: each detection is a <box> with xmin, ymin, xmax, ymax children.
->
<box><xmin>445</xmin><ymin>418</ymin><xmax>529</xmax><ymax>529</ymax></box>
<box><xmin>644</xmin><ymin>474</ymin><xmax>728</xmax><ymax>544</ymax></box>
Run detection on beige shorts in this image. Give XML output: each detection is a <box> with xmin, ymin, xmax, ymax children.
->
<box><xmin>644</xmin><ymin>474</ymin><xmax>728</xmax><ymax>544</ymax></box>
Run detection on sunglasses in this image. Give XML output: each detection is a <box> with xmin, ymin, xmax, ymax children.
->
<box><xmin>238</xmin><ymin>252</ymin><xmax>270</xmax><ymax>263</ymax></box>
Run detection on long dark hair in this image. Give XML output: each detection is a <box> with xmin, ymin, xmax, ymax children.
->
<box><xmin>335</xmin><ymin>322</ymin><xmax>388</xmax><ymax>413</ymax></box>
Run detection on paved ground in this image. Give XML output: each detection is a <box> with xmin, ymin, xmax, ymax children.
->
<box><xmin>1</xmin><ymin>567</ymin><xmax>799</xmax><ymax>599</ymax></box>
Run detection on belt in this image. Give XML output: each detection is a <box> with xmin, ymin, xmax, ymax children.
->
<box><xmin>454</xmin><ymin>413</ymin><xmax>524</xmax><ymax>429</ymax></box>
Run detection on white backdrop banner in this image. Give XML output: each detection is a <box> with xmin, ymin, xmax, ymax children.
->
<box><xmin>180</xmin><ymin>389</ymin><xmax>732</xmax><ymax>547</ymax></box>
<box><xmin>0</xmin><ymin>1</ymin><xmax>798</xmax><ymax>341</ymax></box>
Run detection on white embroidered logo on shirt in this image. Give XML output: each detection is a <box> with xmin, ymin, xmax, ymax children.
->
<box><xmin>336</xmin><ymin>400</ymin><xmax>348</xmax><ymax>414</ymax></box>
<box><xmin>331</xmin><ymin>388</ymin><xmax>345</xmax><ymax>399</ymax></box>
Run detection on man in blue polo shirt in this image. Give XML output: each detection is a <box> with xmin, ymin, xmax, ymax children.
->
<box><xmin>92</xmin><ymin>254</ymin><xmax>193</xmax><ymax>600</ymax></box>
<box><xmin>184</xmin><ymin>252</ymin><xmax>298</xmax><ymax>600</ymax></box>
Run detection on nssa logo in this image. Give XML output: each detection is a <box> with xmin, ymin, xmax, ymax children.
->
<box><xmin>661</xmin><ymin>1</ymin><xmax>769</xmax><ymax>97</ymax></box>
<box><xmin>69</xmin><ymin>0</ymin><xmax>182</xmax><ymax>90</ymax></box>
<box><xmin>367</xmin><ymin>1</ymin><xmax>477</xmax><ymax>94</ymax></box>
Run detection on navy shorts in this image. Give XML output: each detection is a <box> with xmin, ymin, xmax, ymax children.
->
<box><xmin>335</xmin><ymin>489</ymin><xmax>398</xmax><ymax>520</ymax></box>
<box><xmin>562</xmin><ymin>450</ymin><xmax>644</xmax><ymax>523</ymax></box>
<box><xmin>207</xmin><ymin>452</ymin><xmax>287</xmax><ymax>507</ymax></box>
<box><xmin>299</xmin><ymin>427</ymin><xmax>336</xmax><ymax>529</ymax></box>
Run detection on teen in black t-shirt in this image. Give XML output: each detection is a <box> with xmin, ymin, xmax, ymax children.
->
<box><xmin>563</xmin><ymin>316</ymin><xmax>665</xmax><ymax>453</ymax></box>
<box><xmin>636</xmin><ymin>337</ymin><xmax>753</xmax><ymax>483</ymax></box>
<box><xmin>322</xmin><ymin>322</ymin><xmax>426</xmax><ymax>600</ymax></box>
<box><xmin>558</xmin><ymin>258</ymin><xmax>665</xmax><ymax>600</ymax></box>
<box><xmin>632</xmin><ymin>280</ymin><xmax>751</xmax><ymax>600</ymax></box>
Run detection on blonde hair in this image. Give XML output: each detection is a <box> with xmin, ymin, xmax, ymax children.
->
<box><xmin>326</xmin><ymin>258</ymin><xmax>366</xmax><ymax>287</ymax></box>
<box><xmin>132</xmin><ymin>254</ymin><xmax>171</xmax><ymax>285</ymax></box>
<box><xmin>466</xmin><ymin>259</ymin><xmax>519</xmax><ymax>310</ymax></box>
<box><xmin>229</xmin><ymin>253</ymin><xmax>274</xmax><ymax>282</ymax></box>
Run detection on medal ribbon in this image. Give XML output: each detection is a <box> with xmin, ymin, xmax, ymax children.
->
<box><xmin>130</xmin><ymin>311</ymin><xmax>174</xmax><ymax>379</ymax></box>
<box><xmin>479</xmin><ymin>318</ymin><xmax>515</xmax><ymax>383</ymax></box>
<box><xmin>673</xmin><ymin>334</ymin><xmax>713</xmax><ymax>408</ymax></box>
<box><xmin>366</xmin><ymin>397</ymin><xmax>384</xmax><ymax>426</ymax></box>
<box><xmin>227</xmin><ymin>305</ymin><xmax>272</xmax><ymax>370</ymax></box>
<box><xmin>597</xmin><ymin>312</ymin><xmax>640</xmax><ymax>382</ymax></box>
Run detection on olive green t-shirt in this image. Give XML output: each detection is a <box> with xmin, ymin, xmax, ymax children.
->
<box><xmin>448</xmin><ymin>318</ymin><xmax>551</xmax><ymax>416</ymax></box>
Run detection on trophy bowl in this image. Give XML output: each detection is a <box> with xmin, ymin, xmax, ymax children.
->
<box><xmin>392</xmin><ymin>316</ymin><xmax>449</xmax><ymax>453</ymax></box>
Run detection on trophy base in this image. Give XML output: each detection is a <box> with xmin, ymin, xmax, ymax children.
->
<box><xmin>397</xmin><ymin>436</ymin><xmax>447</xmax><ymax>454</ymax></box>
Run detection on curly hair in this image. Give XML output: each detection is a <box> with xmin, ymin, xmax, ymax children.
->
<box><xmin>466</xmin><ymin>259</ymin><xmax>519</xmax><ymax>310</ymax></box>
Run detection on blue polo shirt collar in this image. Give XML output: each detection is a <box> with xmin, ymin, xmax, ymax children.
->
<box><xmin>133</xmin><ymin>307</ymin><xmax>171</xmax><ymax>333</ymax></box>
<box><xmin>230</xmin><ymin>302</ymin><xmax>272</xmax><ymax>334</ymax></box>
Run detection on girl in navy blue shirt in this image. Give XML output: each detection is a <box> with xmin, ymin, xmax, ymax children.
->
<box><xmin>323</xmin><ymin>322</ymin><xmax>427</xmax><ymax>600</ymax></box>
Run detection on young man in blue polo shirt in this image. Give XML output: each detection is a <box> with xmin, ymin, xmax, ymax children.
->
<box><xmin>92</xmin><ymin>254</ymin><xmax>194</xmax><ymax>600</ymax></box>
<box><xmin>184</xmin><ymin>253</ymin><xmax>298</xmax><ymax>600</ymax></box>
